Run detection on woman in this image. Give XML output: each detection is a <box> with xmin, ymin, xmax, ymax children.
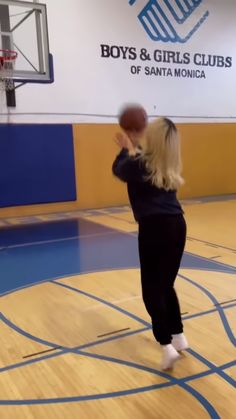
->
<box><xmin>112</xmin><ymin>117</ymin><xmax>188</xmax><ymax>370</ymax></box>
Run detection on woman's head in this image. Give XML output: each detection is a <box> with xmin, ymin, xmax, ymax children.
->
<box><xmin>142</xmin><ymin>117</ymin><xmax>184</xmax><ymax>191</ymax></box>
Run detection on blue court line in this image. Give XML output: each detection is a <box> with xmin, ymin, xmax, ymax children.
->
<box><xmin>125</xmin><ymin>230</ymin><xmax>236</xmax><ymax>272</ymax></box>
<box><xmin>0</xmin><ymin>345</ymin><xmax>225</xmax><ymax>418</ymax></box>
<box><xmin>52</xmin><ymin>277</ymin><xmax>236</xmax><ymax>349</ymax></box>
<box><xmin>0</xmin><ymin>384</ymin><xmax>181</xmax><ymax>406</ymax></box>
<box><xmin>75</xmin><ymin>351</ymin><xmax>223</xmax><ymax>419</ymax></box>
<box><xmin>0</xmin><ymin>315</ymin><xmax>233</xmax><ymax>415</ymax></box>
<box><xmin>0</xmin><ymin>255</ymin><xmax>234</xmax><ymax>299</ymax></box>
<box><xmin>188</xmin><ymin>349</ymin><xmax>236</xmax><ymax>387</ymax></box>
<box><xmin>1</xmin><ymin>337</ymin><xmax>229</xmax><ymax>417</ymax></box>
<box><xmin>177</xmin><ymin>383</ymin><xmax>220</xmax><ymax>419</ymax></box>
<box><xmin>0</xmin><ymin>266</ymin><xmax>139</xmax><ymax>298</ymax></box>
<box><xmin>184</xmin><ymin>302</ymin><xmax>236</xmax><ymax>321</ymax></box>
<box><xmin>0</xmin><ymin>228</ymin><xmax>235</xmax><ymax>297</ymax></box>
<box><xmin>75</xmin><ymin>326</ymin><xmax>150</xmax><ymax>351</ymax></box>
<box><xmin>75</xmin><ymin>302</ymin><xmax>236</xmax><ymax>352</ymax></box>
<box><xmin>0</xmin><ymin>349</ymin><xmax>68</xmax><ymax>373</ymax></box>
<box><xmin>0</xmin><ymin>380</ymin><xmax>221</xmax><ymax>419</ymax></box>
<box><xmin>180</xmin><ymin>251</ymin><xmax>236</xmax><ymax>273</ymax></box>
<box><xmin>179</xmin><ymin>274</ymin><xmax>236</xmax><ymax>346</ymax></box>
<box><xmin>0</xmin><ymin>312</ymin><xmax>57</xmax><ymax>349</ymax></box>
<box><xmin>0</xmin><ymin>231</ymin><xmax>119</xmax><ymax>250</ymax></box>
<box><xmin>75</xmin><ymin>349</ymin><xmax>235</xmax><ymax>388</ymax></box>
<box><xmin>1</xmin><ymin>302</ymin><xmax>236</xmax><ymax>374</ymax></box>
<box><xmin>1</xmin><ymin>271</ymin><xmax>235</xmax><ymax>412</ymax></box>
<box><xmin>0</xmin><ymin>277</ymin><xmax>56</xmax><ymax>298</ymax></box>
<box><xmin>51</xmin><ymin>280</ymin><xmax>150</xmax><ymax>327</ymax></box>
<box><xmin>52</xmin><ymin>277</ymin><xmax>236</xmax><ymax>394</ymax></box>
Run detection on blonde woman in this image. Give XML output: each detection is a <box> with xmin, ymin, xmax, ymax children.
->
<box><xmin>112</xmin><ymin>117</ymin><xmax>188</xmax><ymax>370</ymax></box>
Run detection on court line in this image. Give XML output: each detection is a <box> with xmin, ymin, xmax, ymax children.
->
<box><xmin>52</xmin><ymin>278</ymin><xmax>236</xmax><ymax>347</ymax></box>
<box><xmin>0</xmin><ymin>327</ymin><xmax>149</xmax><ymax>374</ymax></box>
<box><xmin>51</xmin><ymin>280</ymin><xmax>150</xmax><ymax>327</ymax></box>
<box><xmin>215</xmin><ymin>299</ymin><xmax>236</xmax><ymax>306</ymax></box>
<box><xmin>181</xmin><ymin>251</ymin><xmax>236</xmax><ymax>273</ymax></box>
<box><xmin>77</xmin><ymin>350</ymin><xmax>236</xmax><ymax>385</ymax></box>
<box><xmin>23</xmin><ymin>347</ymin><xmax>62</xmax><ymax>359</ymax></box>
<box><xmin>0</xmin><ymin>267</ymin><xmax>139</xmax><ymax>298</ymax></box>
<box><xmin>183</xmin><ymin>302</ymin><xmax>236</xmax><ymax>321</ymax></box>
<box><xmin>1</xmin><ymin>334</ymin><xmax>230</xmax><ymax>417</ymax></box>
<box><xmin>179</xmin><ymin>274</ymin><xmax>236</xmax><ymax>346</ymax></box>
<box><xmin>1</xmin><ymin>218</ymin><xmax>235</xmax><ymax>298</ymax></box>
<box><xmin>187</xmin><ymin>236</ymin><xmax>236</xmax><ymax>253</ymax></box>
<box><xmin>0</xmin><ymin>230</ymin><xmax>120</xmax><ymax>250</ymax></box>
<box><xmin>91</xmin><ymin>212</ymin><xmax>136</xmax><ymax>226</ymax></box>
<box><xmin>1</xmin><ymin>303</ymin><xmax>235</xmax><ymax>374</ymax></box>
<box><xmin>187</xmin><ymin>349</ymin><xmax>236</xmax><ymax>388</ymax></box>
<box><xmin>0</xmin><ymin>378</ymin><xmax>221</xmax><ymax>419</ymax></box>
<box><xmin>83</xmin><ymin>295</ymin><xmax>141</xmax><ymax>312</ymax></box>
<box><xmin>0</xmin><ymin>309</ymin><xmax>234</xmax><ymax>415</ymax></box>
<box><xmin>51</xmin><ymin>279</ymin><xmax>236</xmax><ymax>390</ymax></box>
<box><xmin>0</xmin><ymin>313</ymin><xmax>219</xmax><ymax>416</ymax></box>
<box><xmin>53</xmin><ymin>280</ymin><xmax>236</xmax><ymax>388</ymax></box>
<box><xmin>0</xmin><ymin>312</ymin><xmax>58</xmax><ymax>349</ymax></box>
<box><xmin>0</xmin><ymin>216</ymin><xmax>234</xmax><ymax>411</ymax></box>
<box><xmin>74</xmin><ymin>350</ymin><xmax>235</xmax><ymax>388</ymax></box>
<box><xmin>1</xmin><ymin>343</ymin><xmax>232</xmax><ymax>417</ymax></box>
<box><xmin>1</xmin><ymin>251</ymin><xmax>235</xmax><ymax>395</ymax></box>
<box><xmin>97</xmin><ymin>328</ymin><xmax>130</xmax><ymax>338</ymax></box>
<box><xmin>99</xmin><ymin>223</ymin><xmax>236</xmax><ymax>273</ymax></box>
<box><xmin>97</xmin><ymin>218</ymin><xmax>236</xmax><ymax>272</ymax></box>
<box><xmin>1</xmin><ymin>258</ymin><xmax>234</xmax><ymax>299</ymax></box>
<box><xmin>76</xmin><ymin>303</ymin><xmax>236</xmax><ymax>353</ymax></box>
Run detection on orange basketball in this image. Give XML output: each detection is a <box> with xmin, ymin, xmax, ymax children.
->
<box><xmin>118</xmin><ymin>105</ymin><xmax>147</xmax><ymax>132</ymax></box>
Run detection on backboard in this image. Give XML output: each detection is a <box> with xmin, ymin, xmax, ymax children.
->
<box><xmin>0</xmin><ymin>0</ymin><xmax>53</xmax><ymax>83</ymax></box>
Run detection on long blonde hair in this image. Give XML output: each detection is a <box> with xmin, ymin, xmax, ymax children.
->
<box><xmin>142</xmin><ymin>117</ymin><xmax>184</xmax><ymax>191</ymax></box>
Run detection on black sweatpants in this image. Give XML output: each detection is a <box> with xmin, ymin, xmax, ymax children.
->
<box><xmin>138</xmin><ymin>214</ymin><xmax>186</xmax><ymax>345</ymax></box>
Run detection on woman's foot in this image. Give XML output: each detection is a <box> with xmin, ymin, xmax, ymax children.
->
<box><xmin>160</xmin><ymin>344</ymin><xmax>180</xmax><ymax>370</ymax></box>
<box><xmin>172</xmin><ymin>333</ymin><xmax>189</xmax><ymax>352</ymax></box>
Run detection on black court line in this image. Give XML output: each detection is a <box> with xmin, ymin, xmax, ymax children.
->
<box><xmin>181</xmin><ymin>312</ymin><xmax>189</xmax><ymax>316</ymax></box>
<box><xmin>214</xmin><ymin>299</ymin><xmax>236</xmax><ymax>307</ymax></box>
<box><xmin>206</xmin><ymin>244</ymin><xmax>219</xmax><ymax>249</ymax></box>
<box><xmin>23</xmin><ymin>347</ymin><xmax>62</xmax><ymax>359</ymax></box>
<box><xmin>97</xmin><ymin>328</ymin><xmax>130</xmax><ymax>338</ymax></box>
<box><xmin>210</xmin><ymin>256</ymin><xmax>221</xmax><ymax>260</ymax></box>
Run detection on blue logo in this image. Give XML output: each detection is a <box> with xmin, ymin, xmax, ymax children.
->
<box><xmin>129</xmin><ymin>0</ymin><xmax>209</xmax><ymax>43</ymax></box>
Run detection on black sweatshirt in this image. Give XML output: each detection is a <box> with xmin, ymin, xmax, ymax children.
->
<box><xmin>112</xmin><ymin>148</ymin><xmax>183</xmax><ymax>222</ymax></box>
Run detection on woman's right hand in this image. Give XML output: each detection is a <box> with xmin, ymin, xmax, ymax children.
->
<box><xmin>114</xmin><ymin>132</ymin><xmax>136</xmax><ymax>155</ymax></box>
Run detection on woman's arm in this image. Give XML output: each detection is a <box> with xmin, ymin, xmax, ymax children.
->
<box><xmin>112</xmin><ymin>147</ymin><xmax>144</xmax><ymax>183</ymax></box>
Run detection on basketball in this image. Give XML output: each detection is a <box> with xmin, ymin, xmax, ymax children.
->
<box><xmin>118</xmin><ymin>105</ymin><xmax>148</xmax><ymax>132</ymax></box>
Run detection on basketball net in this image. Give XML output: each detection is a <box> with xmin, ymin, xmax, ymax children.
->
<box><xmin>0</xmin><ymin>49</ymin><xmax>17</xmax><ymax>92</ymax></box>
<box><xmin>0</xmin><ymin>50</ymin><xmax>17</xmax><ymax>123</ymax></box>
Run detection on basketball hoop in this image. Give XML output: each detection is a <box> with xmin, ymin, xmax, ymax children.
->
<box><xmin>0</xmin><ymin>49</ymin><xmax>17</xmax><ymax>91</ymax></box>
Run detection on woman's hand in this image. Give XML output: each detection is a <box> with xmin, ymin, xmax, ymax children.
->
<box><xmin>114</xmin><ymin>132</ymin><xmax>136</xmax><ymax>155</ymax></box>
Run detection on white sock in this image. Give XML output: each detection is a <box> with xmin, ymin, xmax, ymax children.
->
<box><xmin>160</xmin><ymin>344</ymin><xmax>180</xmax><ymax>370</ymax></box>
<box><xmin>172</xmin><ymin>333</ymin><xmax>189</xmax><ymax>352</ymax></box>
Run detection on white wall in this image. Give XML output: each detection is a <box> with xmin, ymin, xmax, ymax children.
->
<box><xmin>1</xmin><ymin>0</ymin><xmax>236</xmax><ymax>123</ymax></box>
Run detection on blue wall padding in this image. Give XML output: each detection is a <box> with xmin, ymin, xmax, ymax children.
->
<box><xmin>0</xmin><ymin>124</ymin><xmax>77</xmax><ymax>207</ymax></box>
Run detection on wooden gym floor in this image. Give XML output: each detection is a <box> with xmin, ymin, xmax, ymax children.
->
<box><xmin>0</xmin><ymin>196</ymin><xmax>236</xmax><ymax>418</ymax></box>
